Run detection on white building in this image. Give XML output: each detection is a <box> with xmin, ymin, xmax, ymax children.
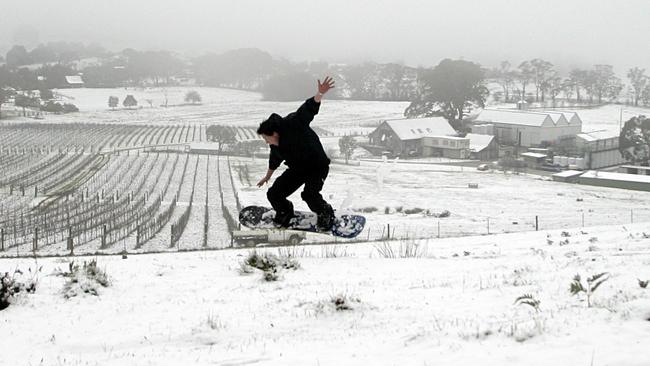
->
<box><xmin>473</xmin><ymin>109</ymin><xmax>582</xmax><ymax>147</ymax></box>
<box><xmin>576</xmin><ymin>130</ymin><xmax>626</xmax><ymax>169</ymax></box>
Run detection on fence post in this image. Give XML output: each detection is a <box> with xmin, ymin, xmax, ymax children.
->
<box><xmin>631</xmin><ymin>209</ymin><xmax>634</xmax><ymax>224</ymax></box>
<box><xmin>535</xmin><ymin>216</ymin><xmax>539</xmax><ymax>231</ymax></box>
<box><xmin>582</xmin><ymin>212</ymin><xmax>585</xmax><ymax>227</ymax></box>
<box><xmin>0</xmin><ymin>228</ymin><xmax>3</xmax><ymax>251</ymax></box>
<box><xmin>487</xmin><ymin>218</ymin><xmax>490</xmax><ymax>235</ymax></box>
<box><xmin>33</xmin><ymin>227</ymin><xmax>38</xmax><ymax>251</ymax></box>
<box><xmin>387</xmin><ymin>224</ymin><xmax>390</xmax><ymax>239</ymax></box>
<box><xmin>67</xmin><ymin>227</ymin><xmax>74</xmax><ymax>255</ymax></box>
<box><xmin>437</xmin><ymin>220</ymin><xmax>440</xmax><ymax>238</ymax></box>
<box><xmin>101</xmin><ymin>224</ymin><xmax>107</xmax><ymax>248</ymax></box>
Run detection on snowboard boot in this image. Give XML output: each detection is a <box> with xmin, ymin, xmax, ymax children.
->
<box><xmin>273</xmin><ymin>210</ymin><xmax>294</xmax><ymax>228</ymax></box>
<box><xmin>316</xmin><ymin>204</ymin><xmax>335</xmax><ymax>232</ymax></box>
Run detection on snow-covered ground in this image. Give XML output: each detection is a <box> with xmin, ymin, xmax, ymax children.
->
<box><xmin>3</xmin><ymin>87</ymin><xmax>650</xmax><ymax>365</ymax></box>
<box><xmin>2</xmin><ymin>222</ymin><xmax>649</xmax><ymax>366</ymax></box>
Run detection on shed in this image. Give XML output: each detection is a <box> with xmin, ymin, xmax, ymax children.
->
<box><xmin>552</xmin><ymin>170</ymin><xmax>583</xmax><ymax>183</ymax></box>
<box><xmin>579</xmin><ymin>170</ymin><xmax>650</xmax><ymax>192</ymax></box>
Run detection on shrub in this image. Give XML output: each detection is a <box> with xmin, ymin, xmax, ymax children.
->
<box><xmin>432</xmin><ymin>210</ymin><xmax>451</xmax><ymax>218</ymax></box>
<box><xmin>404</xmin><ymin>207</ymin><xmax>424</xmax><ymax>215</ymax></box>
<box><xmin>354</xmin><ymin>207</ymin><xmax>378</xmax><ymax>213</ymax></box>
<box><xmin>62</xmin><ymin>103</ymin><xmax>79</xmax><ymax>113</ymax></box>
<box><xmin>514</xmin><ymin>294</ymin><xmax>541</xmax><ymax>312</ymax></box>
<box><xmin>570</xmin><ymin>272</ymin><xmax>609</xmax><ymax>307</ymax></box>
<box><xmin>57</xmin><ymin>260</ymin><xmax>110</xmax><ymax>299</ymax></box>
<box><xmin>331</xmin><ymin>294</ymin><xmax>361</xmax><ymax>311</ymax></box>
<box><xmin>240</xmin><ymin>251</ymin><xmax>300</xmax><ymax>282</ymax></box>
<box><xmin>1</xmin><ymin>265</ymin><xmax>41</xmax><ymax>311</ymax></box>
<box><xmin>41</xmin><ymin>101</ymin><xmax>64</xmax><ymax>113</ymax></box>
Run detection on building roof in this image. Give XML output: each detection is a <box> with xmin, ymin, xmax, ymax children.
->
<box><xmin>577</xmin><ymin>130</ymin><xmax>619</xmax><ymax>142</ymax></box>
<box><xmin>65</xmin><ymin>75</ymin><xmax>84</xmax><ymax>85</ymax></box>
<box><xmin>559</xmin><ymin>111</ymin><xmax>582</xmax><ymax>125</ymax></box>
<box><xmin>580</xmin><ymin>170</ymin><xmax>650</xmax><ymax>184</ymax></box>
<box><xmin>543</xmin><ymin>111</ymin><xmax>570</xmax><ymax>126</ymax></box>
<box><xmin>553</xmin><ymin>170</ymin><xmax>583</xmax><ymax>178</ymax></box>
<box><xmin>382</xmin><ymin>117</ymin><xmax>456</xmax><ymax>140</ymax></box>
<box><xmin>475</xmin><ymin>109</ymin><xmax>555</xmax><ymax>127</ymax></box>
<box><xmin>465</xmin><ymin>133</ymin><xmax>494</xmax><ymax>152</ymax></box>
<box><xmin>521</xmin><ymin>152</ymin><xmax>547</xmax><ymax>159</ymax></box>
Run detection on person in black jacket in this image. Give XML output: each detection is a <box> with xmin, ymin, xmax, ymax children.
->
<box><xmin>256</xmin><ymin>76</ymin><xmax>336</xmax><ymax>230</ymax></box>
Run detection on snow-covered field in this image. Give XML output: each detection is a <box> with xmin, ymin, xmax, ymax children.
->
<box><xmin>2</xmin><ymin>223</ymin><xmax>650</xmax><ymax>366</ymax></box>
<box><xmin>37</xmin><ymin>87</ymin><xmax>408</xmax><ymax>135</ymax></box>
<box><xmin>3</xmin><ymin>87</ymin><xmax>650</xmax><ymax>365</ymax></box>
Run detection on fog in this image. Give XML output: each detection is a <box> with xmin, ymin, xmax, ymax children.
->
<box><xmin>2</xmin><ymin>0</ymin><xmax>649</xmax><ymax>69</ymax></box>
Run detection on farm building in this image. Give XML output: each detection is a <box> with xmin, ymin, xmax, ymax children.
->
<box><xmin>521</xmin><ymin>152</ymin><xmax>547</xmax><ymax>167</ymax></box>
<box><xmin>552</xmin><ymin>170</ymin><xmax>583</xmax><ymax>183</ymax></box>
<box><xmin>619</xmin><ymin>165</ymin><xmax>650</xmax><ymax>175</ymax></box>
<box><xmin>466</xmin><ymin>133</ymin><xmax>498</xmax><ymax>160</ymax></box>
<box><xmin>578</xmin><ymin>170</ymin><xmax>650</xmax><ymax>192</ymax></box>
<box><xmin>472</xmin><ymin>109</ymin><xmax>582</xmax><ymax>147</ymax></box>
<box><xmin>367</xmin><ymin>117</ymin><xmax>458</xmax><ymax>157</ymax></box>
<box><xmin>366</xmin><ymin>117</ymin><xmax>498</xmax><ymax>159</ymax></box>
<box><xmin>64</xmin><ymin>75</ymin><xmax>85</xmax><ymax>88</ymax></box>
<box><xmin>576</xmin><ymin>130</ymin><xmax>626</xmax><ymax>169</ymax></box>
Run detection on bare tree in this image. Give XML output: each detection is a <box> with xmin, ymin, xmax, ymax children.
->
<box><xmin>627</xmin><ymin>67</ymin><xmax>648</xmax><ymax>106</ymax></box>
<box><xmin>530</xmin><ymin>59</ymin><xmax>554</xmax><ymax>102</ymax></box>
<box><xmin>493</xmin><ymin>61</ymin><xmax>515</xmax><ymax>103</ymax></box>
<box><xmin>516</xmin><ymin>61</ymin><xmax>535</xmax><ymax>102</ymax></box>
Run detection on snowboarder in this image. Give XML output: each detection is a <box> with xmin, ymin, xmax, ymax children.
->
<box><xmin>256</xmin><ymin>76</ymin><xmax>336</xmax><ymax>230</ymax></box>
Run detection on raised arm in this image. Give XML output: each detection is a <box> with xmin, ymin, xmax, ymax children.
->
<box><xmin>314</xmin><ymin>76</ymin><xmax>335</xmax><ymax>103</ymax></box>
<box><xmin>295</xmin><ymin>76</ymin><xmax>335</xmax><ymax>126</ymax></box>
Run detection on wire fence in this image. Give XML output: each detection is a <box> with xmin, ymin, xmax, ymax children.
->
<box><xmin>294</xmin><ymin>207</ymin><xmax>650</xmax><ymax>245</ymax></box>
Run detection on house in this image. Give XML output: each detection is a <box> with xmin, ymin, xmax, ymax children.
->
<box><xmin>64</xmin><ymin>75</ymin><xmax>84</xmax><ymax>88</ymax></box>
<box><xmin>466</xmin><ymin>133</ymin><xmax>498</xmax><ymax>160</ymax></box>
<box><xmin>575</xmin><ymin>130</ymin><xmax>625</xmax><ymax>169</ymax></box>
<box><xmin>366</xmin><ymin>117</ymin><xmax>500</xmax><ymax>159</ymax></box>
<box><xmin>472</xmin><ymin>109</ymin><xmax>582</xmax><ymax>147</ymax></box>
<box><xmin>367</xmin><ymin>117</ymin><xmax>458</xmax><ymax>157</ymax></box>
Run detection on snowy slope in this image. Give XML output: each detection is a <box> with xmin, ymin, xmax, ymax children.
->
<box><xmin>1</xmin><ymin>223</ymin><xmax>649</xmax><ymax>365</ymax></box>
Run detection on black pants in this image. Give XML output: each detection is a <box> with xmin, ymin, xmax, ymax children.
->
<box><xmin>267</xmin><ymin>165</ymin><xmax>330</xmax><ymax>215</ymax></box>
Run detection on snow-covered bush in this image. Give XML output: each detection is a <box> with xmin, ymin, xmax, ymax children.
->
<box><xmin>1</xmin><ymin>266</ymin><xmax>40</xmax><ymax>310</ymax></box>
<box><xmin>239</xmin><ymin>251</ymin><xmax>300</xmax><ymax>282</ymax></box>
<box><xmin>57</xmin><ymin>260</ymin><xmax>110</xmax><ymax>299</ymax></box>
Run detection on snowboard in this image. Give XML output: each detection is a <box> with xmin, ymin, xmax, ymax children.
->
<box><xmin>238</xmin><ymin>205</ymin><xmax>366</xmax><ymax>239</ymax></box>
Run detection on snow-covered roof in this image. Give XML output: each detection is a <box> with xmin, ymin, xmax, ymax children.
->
<box><xmin>553</xmin><ymin>170</ymin><xmax>583</xmax><ymax>178</ymax></box>
<box><xmin>475</xmin><ymin>109</ymin><xmax>554</xmax><ymax>127</ymax></box>
<box><xmin>577</xmin><ymin>130</ymin><xmax>619</xmax><ymax>142</ymax></box>
<box><xmin>521</xmin><ymin>152</ymin><xmax>547</xmax><ymax>159</ymax></box>
<box><xmin>543</xmin><ymin>111</ymin><xmax>570</xmax><ymax>126</ymax></box>
<box><xmin>382</xmin><ymin>117</ymin><xmax>456</xmax><ymax>140</ymax></box>
<box><xmin>559</xmin><ymin>111</ymin><xmax>582</xmax><ymax>125</ymax></box>
<box><xmin>65</xmin><ymin>75</ymin><xmax>84</xmax><ymax>85</ymax></box>
<box><xmin>580</xmin><ymin>170</ymin><xmax>650</xmax><ymax>184</ymax></box>
<box><xmin>465</xmin><ymin>133</ymin><xmax>494</xmax><ymax>152</ymax></box>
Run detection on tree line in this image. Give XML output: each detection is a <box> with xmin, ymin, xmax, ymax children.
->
<box><xmin>1</xmin><ymin>43</ymin><xmax>649</xmax><ymax>109</ymax></box>
<box><xmin>487</xmin><ymin>59</ymin><xmax>648</xmax><ymax>106</ymax></box>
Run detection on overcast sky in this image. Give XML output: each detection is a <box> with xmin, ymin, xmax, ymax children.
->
<box><xmin>2</xmin><ymin>0</ymin><xmax>649</xmax><ymax>71</ymax></box>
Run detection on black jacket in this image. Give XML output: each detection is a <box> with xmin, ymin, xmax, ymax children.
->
<box><xmin>268</xmin><ymin>97</ymin><xmax>330</xmax><ymax>171</ymax></box>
